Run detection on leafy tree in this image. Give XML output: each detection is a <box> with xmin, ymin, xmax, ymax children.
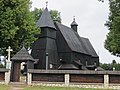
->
<box><xmin>0</xmin><ymin>0</ymin><xmax>61</xmax><ymax>56</ymax></box>
<box><xmin>100</xmin><ymin>60</ymin><xmax>120</xmax><ymax>70</ymax></box>
<box><xmin>105</xmin><ymin>0</ymin><xmax>120</xmax><ymax>56</ymax></box>
<box><xmin>31</xmin><ymin>8</ymin><xmax>61</xmax><ymax>23</ymax></box>
<box><xmin>0</xmin><ymin>0</ymin><xmax>39</xmax><ymax>55</ymax></box>
<box><xmin>112</xmin><ymin>60</ymin><xmax>117</xmax><ymax>65</ymax></box>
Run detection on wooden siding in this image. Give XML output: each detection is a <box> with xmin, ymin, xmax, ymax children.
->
<box><xmin>109</xmin><ymin>75</ymin><xmax>120</xmax><ymax>84</ymax></box>
<box><xmin>12</xmin><ymin>62</ymin><xmax>21</xmax><ymax>82</ymax></box>
<box><xmin>32</xmin><ymin>73</ymin><xmax>64</xmax><ymax>82</ymax></box>
<box><xmin>70</xmin><ymin>74</ymin><xmax>104</xmax><ymax>83</ymax></box>
<box><xmin>0</xmin><ymin>72</ymin><xmax>5</xmax><ymax>80</ymax></box>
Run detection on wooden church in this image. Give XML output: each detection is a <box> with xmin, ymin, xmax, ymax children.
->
<box><xmin>10</xmin><ymin>6</ymin><xmax>99</xmax><ymax>82</ymax></box>
<box><xmin>31</xmin><ymin>7</ymin><xmax>99</xmax><ymax>70</ymax></box>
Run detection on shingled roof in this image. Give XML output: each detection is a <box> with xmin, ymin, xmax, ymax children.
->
<box><xmin>11</xmin><ymin>47</ymin><xmax>35</xmax><ymax>61</ymax></box>
<box><xmin>36</xmin><ymin>7</ymin><xmax>56</xmax><ymax>30</ymax></box>
<box><xmin>80</xmin><ymin>37</ymin><xmax>98</xmax><ymax>57</ymax></box>
<box><xmin>55</xmin><ymin>22</ymin><xmax>98</xmax><ymax>57</ymax></box>
<box><xmin>58</xmin><ymin>64</ymin><xmax>79</xmax><ymax>70</ymax></box>
<box><xmin>55</xmin><ymin>22</ymin><xmax>89</xmax><ymax>55</ymax></box>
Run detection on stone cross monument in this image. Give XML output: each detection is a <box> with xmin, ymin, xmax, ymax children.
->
<box><xmin>6</xmin><ymin>46</ymin><xmax>13</xmax><ymax>69</ymax></box>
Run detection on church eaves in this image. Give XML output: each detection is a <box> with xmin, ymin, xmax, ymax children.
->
<box><xmin>36</xmin><ymin>7</ymin><xmax>56</xmax><ymax>30</ymax></box>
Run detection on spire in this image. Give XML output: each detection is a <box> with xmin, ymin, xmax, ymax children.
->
<box><xmin>71</xmin><ymin>16</ymin><xmax>78</xmax><ymax>32</ymax></box>
<box><xmin>46</xmin><ymin>1</ymin><xmax>48</xmax><ymax>8</ymax></box>
<box><xmin>71</xmin><ymin>16</ymin><xmax>78</xmax><ymax>26</ymax></box>
<box><xmin>36</xmin><ymin>4</ymin><xmax>56</xmax><ymax>30</ymax></box>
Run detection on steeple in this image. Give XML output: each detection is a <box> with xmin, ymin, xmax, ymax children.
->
<box><xmin>71</xmin><ymin>16</ymin><xmax>78</xmax><ymax>32</ymax></box>
<box><xmin>36</xmin><ymin>7</ymin><xmax>56</xmax><ymax>30</ymax></box>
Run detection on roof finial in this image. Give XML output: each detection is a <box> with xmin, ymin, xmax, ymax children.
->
<box><xmin>46</xmin><ymin>1</ymin><xmax>48</xmax><ymax>8</ymax></box>
<box><xmin>73</xmin><ymin>16</ymin><xmax>75</xmax><ymax>21</ymax></box>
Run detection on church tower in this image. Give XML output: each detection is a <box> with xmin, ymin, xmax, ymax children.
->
<box><xmin>31</xmin><ymin>7</ymin><xmax>58</xmax><ymax>69</ymax></box>
<box><xmin>71</xmin><ymin>17</ymin><xmax>78</xmax><ymax>32</ymax></box>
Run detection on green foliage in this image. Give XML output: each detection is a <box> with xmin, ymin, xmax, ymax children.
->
<box><xmin>0</xmin><ymin>0</ymin><xmax>39</xmax><ymax>55</ymax></box>
<box><xmin>100</xmin><ymin>60</ymin><xmax>120</xmax><ymax>70</ymax></box>
<box><xmin>0</xmin><ymin>84</ymin><xmax>9</xmax><ymax>90</ymax></box>
<box><xmin>0</xmin><ymin>64</ymin><xmax>5</xmax><ymax>68</ymax></box>
<box><xmin>50</xmin><ymin>10</ymin><xmax>61</xmax><ymax>23</ymax></box>
<box><xmin>0</xmin><ymin>1</ymin><xmax>61</xmax><ymax>55</ymax></box>
<box><xmin>31</xmin><ymin>8</ymin><xmax>61</xmax><ymax>23</ymax></box>
<box><xmin>105</xmin><ymin>0</ymin><xmax>120</xmax><ymax>56</ymax></box>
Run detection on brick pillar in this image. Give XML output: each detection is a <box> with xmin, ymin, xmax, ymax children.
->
<box><xmin>27</xmin><ymin>72</ymin><xmax>32</xmax><ymax>85</ymax></box>
<box><xmin>64</xmin><ymin>74</ymin><xmax>69</xmax><ymax>86</ymax></box>
<box><xmin>5</xmin><ymin>70</ymin><xmax>10</xmax><ymax>84</ymax></box>
<box><xmin>104</xmin><ymin>74</ymin><xmax>109</xmax><ymax>88</ymax></box>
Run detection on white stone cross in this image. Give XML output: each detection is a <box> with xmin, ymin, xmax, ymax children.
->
<box><xmin>6</xmin><ymin>46</ymin><xmax>13</xmax><ymax>69</ymax></box>
<box><xmin>6</xmin><ymin>46</ymin><xmax>13</xmax><ymax>61</ymax></box>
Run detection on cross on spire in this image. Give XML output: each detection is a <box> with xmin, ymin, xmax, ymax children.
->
<box><xmin>46</xmin><ymin>1</ymin><xmax>48</xmax><ymax>8</ymax></box>
<box><xmin>73</xmin><ymin>16</ymin><xmax>75</xmax><ymax>21</ymax></box>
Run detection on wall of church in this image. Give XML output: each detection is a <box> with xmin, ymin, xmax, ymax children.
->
<box><xmin>40</xmin><ymin>28</ymin><xmax>56</xmax><ymax>39</ymax></box>
<box><xmin>58</xmin><ymin>52</ymin><xmax>72</xmax><ymax>64</ymax></box>
<box><xmin>91</xmin><ymin>57</ymin><xmax>99</xmax><ymax>66</ymax></box>
<box><xmin>31</xmin><ymin>36</ymin><xmax>58</xmax><ymax>69</ymax></box>
<box><xmin>71</xmin><ymin>52</ymin><xmax>91</xmax><ymax>66</ymax></box>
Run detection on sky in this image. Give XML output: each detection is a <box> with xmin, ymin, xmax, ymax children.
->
<box><xmin>30</xmin><ymin>0</ymin><xmax>120</xmax><ymax>63</ymax></box>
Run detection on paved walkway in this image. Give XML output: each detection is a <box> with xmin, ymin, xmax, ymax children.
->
<box><xmin>9</xmin><ymin>82</ymin><xmax>26</xmax><ymax>90</ymax></box>
<box><xmin>9</xmin><ymin>76</ymin><xmax>27</xmax><ymax>90</ymax></box>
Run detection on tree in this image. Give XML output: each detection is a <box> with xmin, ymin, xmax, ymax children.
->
<box><xmin>0</xmin><ymin>0</ymin><xmax>39</xmax><ymax>55</ymax></box>
<box><xmin>31</xmin><ymin>8</ymin><xmax>61</xmax><ymax>23</ymax></box>
<box><xmin>100</xmin><ymin>60</ymin><xmax>120</xmax><ymax>71</ymax></box>
<box><xmin>105</xmin><ymin>0</ymin><xmax>120</xmax><ymax>56</ymax></box>
<box><xmin>0</xmin><ymin>0</ymin><xmax>61</xmax><ymax>55</ymax></box>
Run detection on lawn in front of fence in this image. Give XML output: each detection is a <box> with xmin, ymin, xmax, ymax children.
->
<box><xmin>23</xmin><ymin>86</ymin><xmax>112</xmax><ymax>90</ymax></box>
<box><xmin>0</xmin><ymin>84</ymin><xmax>9</xmax><ymax>90</ymax></box>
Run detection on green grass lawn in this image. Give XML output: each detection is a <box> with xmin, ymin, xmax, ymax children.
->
<box><xmin>0</xmin><ymin>84</ymin><xmax>9</xmax><ymax>90</ymax></box>
<box><xmin>0</xmin><ymin>85</ymin><xmax>113</xmax><ymax>90</ymax></box>
<box><xmin>23</xmin><ymin>86</ymin><xmax>108</xmax><ymax>90</ymax></box>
